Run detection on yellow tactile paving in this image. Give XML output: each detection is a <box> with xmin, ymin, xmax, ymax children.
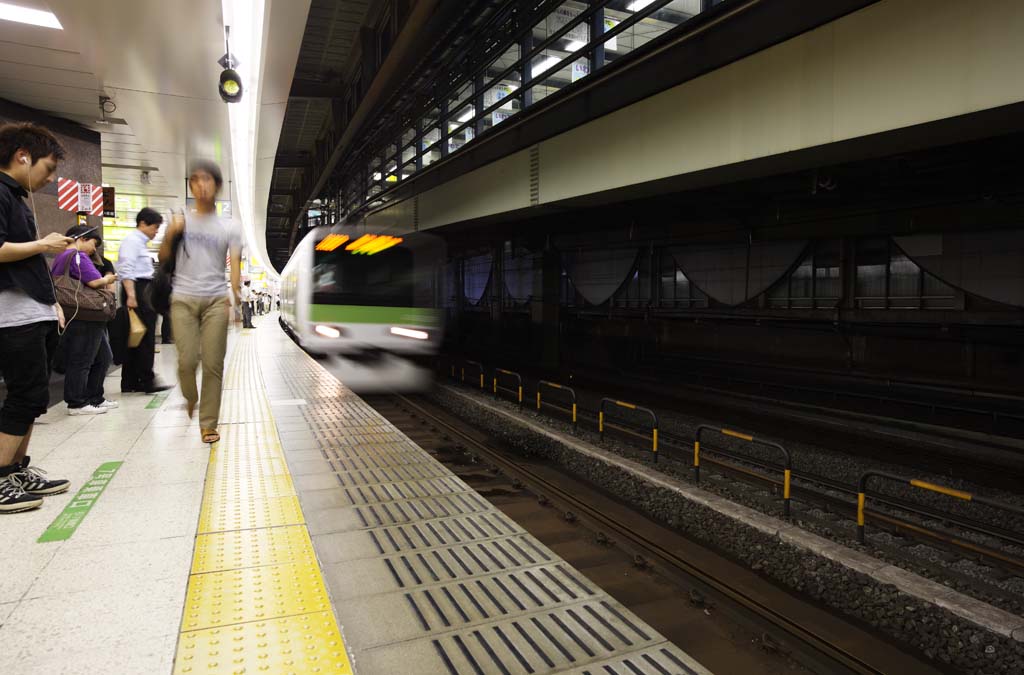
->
<box><xmin>198</xmin><ymin>495</ymin><xmax>306</xmax><ymax>533</ymax></box>
<box><xmin>175</xmin><ymin>612</ymin><xmax>352</xmax><ymax>675</ymax></box>
<box><xmin>192</xmin><ymin>526</ymin><xmax>317</xmax><ymax>574</ymax></box>
<box><xmin>173</xmin><ymin>337</ymin><xmax>354</xmax><ymax>675</ymax></box>
<box><xmin>181</xmin><ymin>560</ymin><xmax>333</xmax><ymax>631</ymax></box>
<box><xmin>204</xmin><ymin>458</ymin><xmax>288</xmax><ymax>481</ymax></box>
<box><xmin>205</xmin><ymin>474</ymin><xmax>297</xmax><ymax>503</ymax></box>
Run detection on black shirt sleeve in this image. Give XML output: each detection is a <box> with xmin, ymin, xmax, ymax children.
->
<box><xmin>0</xmin><ymin>186</ymin><xmax>11</xmax><ymax>247</ymax></box>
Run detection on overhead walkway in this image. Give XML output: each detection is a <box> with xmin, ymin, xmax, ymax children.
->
<box><xmin>0</xmin><ymin>318</ymin><xmax>709</xmax><ymax>675</ymax></box>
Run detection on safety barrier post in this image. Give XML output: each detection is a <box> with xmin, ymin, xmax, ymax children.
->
<box><xmin>493</xmin><ymin>368</ymin><xmax>523</xmax><ymax>408</ymax></box>
<box><xmin>599</xmin><ymin>398</ymin><xmax>659</xmax><ymax>463</ymax></box>
<box><xmin>537</xmin><ymin>381</ymin><xmax>578</xmax><ymax>429</ymax></box>
<box><xmin>856</xmin><ymin>471</ymin><xmax>1024</xmax><ymax>544</ymax></box>
<box><xmin>695</xmin><ymin>425</ymin><xmax>792</xmax><ymax>518</ymax></box>
<box><xmin>464</xmin><ymin>360</ymin><xmax>485</xmax><ymax>390</ymax></box>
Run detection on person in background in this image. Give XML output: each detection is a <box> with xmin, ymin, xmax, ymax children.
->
<box><xmin>51</xmin><ymin>225</ymin><xmax>118</xmax><ymax>415</ymax></box>
<box><xmin>160</xmin><ymin>309</ymin><xmax>173</xmax><ymax>344</ymax></box>
<box><xmin>161</xmin><ymin>160</ymin><xmax>242</xmax><ymax>444</ymax></box>
<box><xmin>0</xmin><ymin>122</ymin><xmax>72</xmax><ymax>513</ymax></box>
<box><xmin>240</xmin><ymin>279</ymin><xmax>254</xmax><ymax>328</ymax></box>
<box><xmin>117</xmin><ymin>207</ymin><xmax>171</xmax><ymax>393</ymax></box>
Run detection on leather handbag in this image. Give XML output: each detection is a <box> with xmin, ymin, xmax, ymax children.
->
<box><xmin>53</xmin><ymin>253</ymin><xmax>116</xmax><ymax>322</ymax></box>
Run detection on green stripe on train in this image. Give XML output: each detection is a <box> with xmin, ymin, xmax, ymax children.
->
<box><xmin>309</xmin><ymin>304</ymin><xmax>441</xmax><ymax>326</ymax></box>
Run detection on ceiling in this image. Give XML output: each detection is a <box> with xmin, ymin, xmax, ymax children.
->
<box><xmin>266</xmin><ymin>0</ymin><xmax>374</xmax><ymax>265</ymax></box>
<box><xmin>0</xmin><ymin>0</ymin><xmax>310</xmax><ymax>264</ymax></box>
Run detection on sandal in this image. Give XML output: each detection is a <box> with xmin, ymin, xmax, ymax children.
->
<box><xmin>201</xmin><ymin>428</ymin><xmax>220</xmax><ymax>444</ymax></box>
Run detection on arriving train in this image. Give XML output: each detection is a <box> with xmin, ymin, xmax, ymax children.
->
<box><xmin>279</xmin><ymin>227</ymin><xmax>445</xmax><ymax>362</ymax></box>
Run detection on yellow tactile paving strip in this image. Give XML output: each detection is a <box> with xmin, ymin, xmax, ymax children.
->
<box><xmin>173</xmin><ymin>338</ymin><xmax>353</xmax><ymax>675</ymax></box>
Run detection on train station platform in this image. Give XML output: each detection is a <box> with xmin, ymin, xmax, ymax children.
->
<box><xmin>0</xmin><ymin>318</ymin><xmax>709</xmax><ymax>675</ymax></box>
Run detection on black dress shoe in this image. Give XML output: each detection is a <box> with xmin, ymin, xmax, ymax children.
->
<box><xmin>143</xmin><ymin>383</ymin><xmax>173</xmax><ymax>393</ymax></box>
<box><xmin>121</xmin><ymin>386</ymin><xmax>140</xmax><ymax>393</ymax></box>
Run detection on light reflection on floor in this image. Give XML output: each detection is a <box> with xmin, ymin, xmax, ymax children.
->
<box><xmin>320</xmin><ymin>353</ymin><xmax>435</xmax><ymax>393</ymax></box>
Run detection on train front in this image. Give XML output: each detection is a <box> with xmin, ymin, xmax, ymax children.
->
<box><xmin>306</xmin><ymin>231</ymin><xmax>445</xmax><ymax>367</ymax></box>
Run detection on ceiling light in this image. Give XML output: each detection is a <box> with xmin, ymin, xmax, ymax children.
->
<box><xmin>0</xmin><ymin>2</ymin><xmax>62</xmax><ymax>29</ymax></box>
<box><xmin>626</xmin><ymin>0</ymin><xmax>657</xmax><ymax>11</ymax></box>
<box><xmin>391</xmin><ymin>327</ymin><xmax>428</xmax><ymax>340</ymax></box>
<box><xmin>457</xmin><ymin>109</ymin><xmax>474</xmax><ymax>124</ymax></box>
<box><xmin>531</xmin><ymin>56</ymin><xmax>561</xmax><ymax>79</ymax></box>
<box><xmin>566</xmin><ymin>40</ymin><xmax>586</xmax><ymax>52</ymax></box>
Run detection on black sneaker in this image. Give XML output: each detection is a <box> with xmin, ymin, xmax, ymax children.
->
<box><xmin>13</xmin><ymin>457</ymin><xmax>70</xmax><ymax>496</ymax></box>
<box><xmin>0</xmin><ymin>476</ymin><xmax>43</xmax><ymax>513</ymax></box>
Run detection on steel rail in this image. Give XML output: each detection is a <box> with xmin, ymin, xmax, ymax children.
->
<box><xmin>398</xmin><ymin>394</ymin><xmax>887</xmax><ymax>675</ymax></box>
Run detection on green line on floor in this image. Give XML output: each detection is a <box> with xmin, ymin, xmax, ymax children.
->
<box><xmin>146</xmin><ymin>392</ymin><xmax>170</xmax><ymax>409</ymax></box>
<box><xmin>37</xmin><ymin>462</ymin><xmax>123</xmax><ymax>543</ymax></box>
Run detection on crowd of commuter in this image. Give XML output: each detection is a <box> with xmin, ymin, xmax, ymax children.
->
<box><xmin>0</xmin><ymin>121</ymin><xmax>246</xmax><ymax>512</ymax></box>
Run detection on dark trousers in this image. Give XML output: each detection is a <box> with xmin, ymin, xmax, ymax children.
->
<box><xmin>121</xmin><ymin>279</ymin><xmax>158</xmax><ymax>391</ymax></box>
<box><xmin>161</xmin><ymin>311</ymin><xmax>173</xmax><ymax>342</ymax></box>
<box><xmin>242</xmin><ymin>301</ymin><xmax>254</xmax><ymax>328</ymax></box>
<box><xmin>0</xmin><ymin>321</ymin><xmax>57</xmax><ymax>436</ymax></box>
<box><xmin>61</xmin><ymin>321</ymin><xmax>112</xmax><ymax>408</ymax></box>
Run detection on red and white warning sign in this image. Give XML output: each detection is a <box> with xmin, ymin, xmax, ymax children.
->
<box><xmin>57</xmin><ymin>177</ymin><xmax>104</xmax><ymax>216</ymax></box>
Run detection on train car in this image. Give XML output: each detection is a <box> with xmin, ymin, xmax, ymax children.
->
<box><xmin>279</xmin><ymin>227</ymin><xmax>445</xmax><ymax>362</ymax></box>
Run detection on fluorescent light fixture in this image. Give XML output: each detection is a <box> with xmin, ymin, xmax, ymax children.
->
<box><xmin>314</xmin><ymin>324</ymin><xmax>342</xmax><ymax>339</ymax></box>
<box><xmin>456</xmin><ymin>109</ymin><xmax>474</xmax><ymax>123</ymax></box>
<box><xmin>222</xmin><ymin>0</ymin><xmax>272</xmax><ymax>278</ymax></box>
<box><xmin>531</xmin><ymin>56</ymin><xmax>562</xmax><ymax>79</ymax></box>
<box><xmin>566</xmin><ymin>40</ymin><xmax>586</xmax><ymax>52</ymax></box>
<box><xmin>626</xmin><ymin>0</ymin><xmax>657</xmax><ymax>10</ymax></box>
<box><xmin>0</xmin><ymin>2</ymin><xmax>62</xmax><ymax>29</ymax></box>
<box><xmin>391</xmin><ymin>327</ymin><xmax>429</xmax><ymax>340</ymax></box>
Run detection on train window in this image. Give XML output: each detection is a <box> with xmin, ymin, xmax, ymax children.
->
<box><xmin>313</xmin><ymin>245</ymin><xmax>438</xmax><ymax>308</ymax></box>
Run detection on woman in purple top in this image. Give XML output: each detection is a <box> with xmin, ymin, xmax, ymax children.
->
<box><xmin>51</xmin><ymin>225</ymin><xmax>118</xmax><ymax>415</ymax></box>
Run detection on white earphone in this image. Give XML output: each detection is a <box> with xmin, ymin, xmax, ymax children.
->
<box><xmin>20</xmin><ymin>157</ymin><xmax>27</xmax><ymax>165</ymax></box>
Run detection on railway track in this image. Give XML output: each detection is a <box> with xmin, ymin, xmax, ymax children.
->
<box><xmin>365</xmin><ymin>393</ymin><xmax>946</xmax><ymax>675</ymax></box>
<box><xmin>442</xmin><ymin>361</ymin><xmax>1024</xmax><ymax>584</ymax></box>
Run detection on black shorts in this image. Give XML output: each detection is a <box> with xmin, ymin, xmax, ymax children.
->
<box><xmin>0</xmin><ymin>320</ymin><xmax>57</xmax><ymax>436</ymax></box>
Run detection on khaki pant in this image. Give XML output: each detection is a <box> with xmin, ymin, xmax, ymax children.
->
<box><xmin>170</xmin><ymin>295</ymin><xmax>229</xmax><ymax>430</ymax></box>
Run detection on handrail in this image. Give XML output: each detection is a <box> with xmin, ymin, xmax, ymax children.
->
<box><xmin>695</xmin><ymin>425</ymin><xmax>793</xmax><ymax>518</ymax></box>
<box><xmin>493</xmin><ymin>368</ymin><xmax>523</xmax><ymax>408</ymax></box>
<box><xmin>462</xmin><ymin>360</ymin><xmax>485</xmax><ymax>390</ymax></box>
<box><xmin>599</xmin><ymin>398</ymin><xmax>659</xmax><ymax>463</ymax></box>
<box><xmin>537</xmin><ymin>380</ymin><xmax>578</xmax><ymax>428</ymax></box>
<box><xmin>856</xmin><ymin>471</ymin><xmax>1024</xmax><ymax>544</ymax></box>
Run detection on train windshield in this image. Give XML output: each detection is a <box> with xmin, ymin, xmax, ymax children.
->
<box><xmin>312</xmin><ymin>245</ymin><xmax>428</xmax><ymax>307</ymax></box>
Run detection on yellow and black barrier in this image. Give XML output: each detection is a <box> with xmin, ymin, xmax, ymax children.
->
<box><xmin>599</xmin><ymin>398</ymin><xmax>659</xmax><ymax>463</ymax></box>
<box><xmin>694</xmin><ymin>425</ymin><xmax>793</xmax><ymax>519</ymax></box>
<box><xmin>493</xmin><ymin>368</ymin><xmax>524</xmax><ymax>408</ymax></box>
<box><xmin>462</xmin><ymin>360</ymin><xmax>485</xmax><ymax>390</ymax></box>
<box><xmin>537</xmin><ymin>380</ymin><xmax>578</xmax><ymax>429</ymax></box>
<box><xmin>856</xmin><ymin>471</ymin><xmax>1024</xmax><ymax>543</ymax></box>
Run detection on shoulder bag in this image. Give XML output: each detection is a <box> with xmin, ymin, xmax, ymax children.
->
<box><xmin>150</xmin><ymin>230</ymin><xmax>187</xmax><ymax>315</ymax></box>
<box><xmin>53</xmin><ymin>253</ymin><xmax>116</xmax><ymax>322</ymax></box>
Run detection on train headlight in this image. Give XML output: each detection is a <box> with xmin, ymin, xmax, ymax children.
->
<box><xmin>315</xmin><ymin>324</ymin><xmax>343</xmax><ymax>339</ymax></box>
<box><xmin>390</xmin><ymin>327</ymin><xmax>429</xmax><ymax>340</ymax></box>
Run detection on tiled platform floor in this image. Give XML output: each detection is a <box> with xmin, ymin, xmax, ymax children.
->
<box><xmin>1</xmin><ymin>316</ymin><xmax>710</xmax><ymax>675</ymax></box>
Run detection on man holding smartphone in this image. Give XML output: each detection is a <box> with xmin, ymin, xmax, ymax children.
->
<box><xmin>0</xmin><ymin>122</ymin><xmax>72</xmax><ymax>513</ymax></box>
<box><xmin>117</xmin><ymin>207</ymin><xmax>171</xmax><ymax>394</ymax></box>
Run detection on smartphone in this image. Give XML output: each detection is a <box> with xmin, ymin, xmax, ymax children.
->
<box><xmin>72</xmin><ymin>226</ymin><xmax>98</xmax><ymax>240</ymax></box>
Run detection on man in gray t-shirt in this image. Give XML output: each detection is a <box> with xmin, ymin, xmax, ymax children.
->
<box><xmin>160</xmin><ymin>160</ymin><xmax>242</xmax><ymax>444</ymax></box>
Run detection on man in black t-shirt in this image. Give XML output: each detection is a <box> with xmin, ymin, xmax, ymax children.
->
<box><xmin>0</xmin><ymin>123</ymin><xmax>73</xmax><ymax>513</ymax></box>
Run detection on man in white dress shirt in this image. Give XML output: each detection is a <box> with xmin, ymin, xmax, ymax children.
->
<box><xmin>116</xmin><ymin>208</ymin><xmax>170</xmax><ymax>393</ymax></box>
